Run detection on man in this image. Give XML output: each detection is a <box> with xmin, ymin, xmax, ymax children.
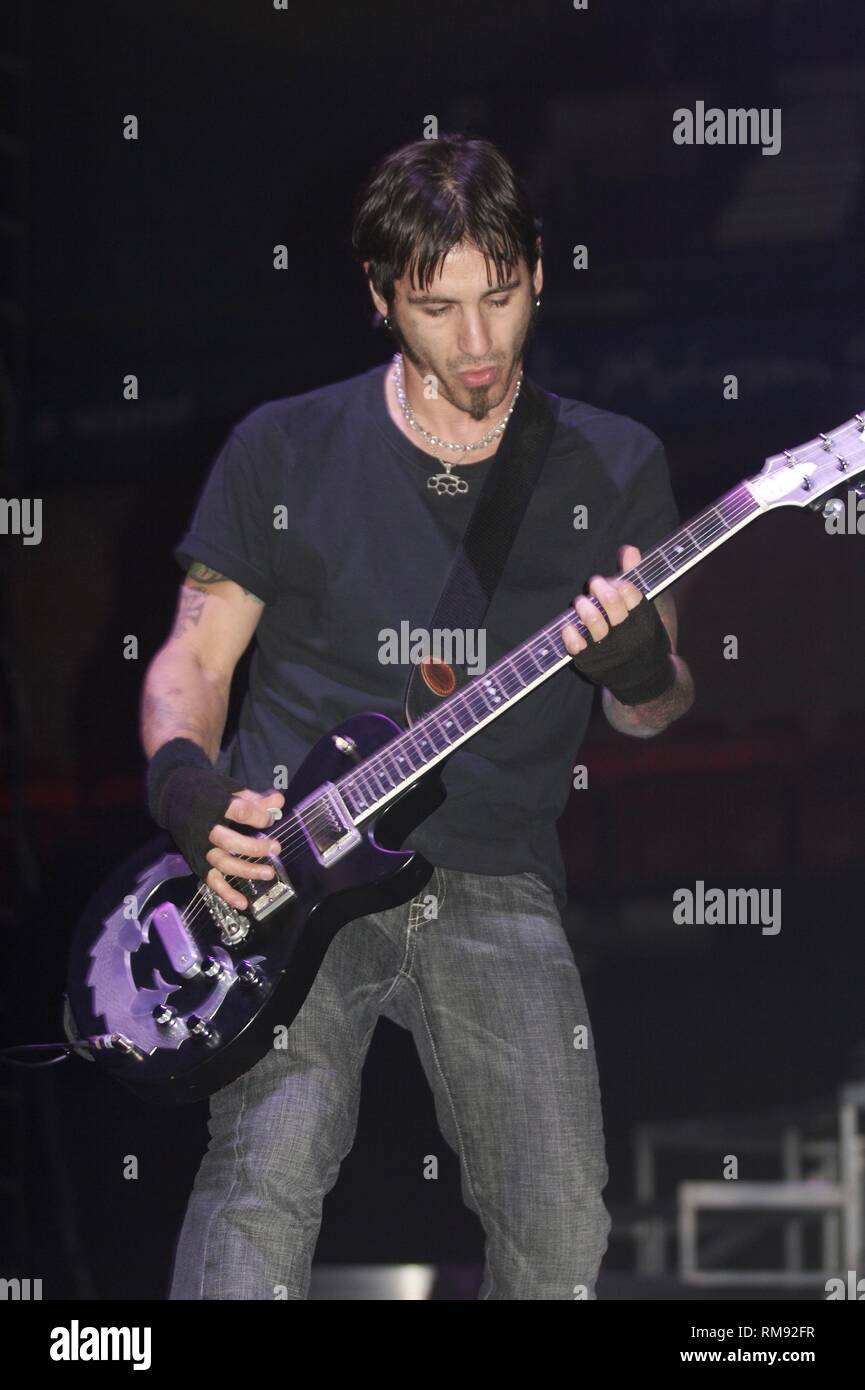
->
<box><xmin>142</xmin><ymin>133</ymin><xmax>694</xmax><ymax>1300</ymax></box>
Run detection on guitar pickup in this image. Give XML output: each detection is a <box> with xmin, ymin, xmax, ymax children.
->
<box><xmin>295</xmin><ymin>783</ymin><xmax>361</xmax><ymax>867</ymax></box>
<box><xmin>243</xmin><ymin>846</ymin><xmax>296</xmax><ymax>922</ymax></box>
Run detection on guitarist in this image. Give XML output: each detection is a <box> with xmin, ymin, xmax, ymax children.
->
<box><xmin>142</xmin><ymin>133</ymin><xmax>694</xmax><ymax>1300</ymax></box>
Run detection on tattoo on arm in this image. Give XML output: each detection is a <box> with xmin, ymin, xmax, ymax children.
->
<box><xmin>185</xmin><ymin>562</ymin><xmax>264</xmax><ymax>604</ymax></box>
<box><xmin>171</xmin><ymin>587</ymin><xmax>207</xmax><ymax>638</ymax></box>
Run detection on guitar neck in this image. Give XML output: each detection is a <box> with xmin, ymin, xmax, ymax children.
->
<box><xmin>337</xmin><ymin>479</ymin><xmax>764</xmax><ymax>821</ymax></box>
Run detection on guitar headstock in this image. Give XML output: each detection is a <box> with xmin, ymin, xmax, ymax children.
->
<box><xmin>748</xmin><ymin>412</ymin><xmax>865</xmax><ymax>511</ymax></box>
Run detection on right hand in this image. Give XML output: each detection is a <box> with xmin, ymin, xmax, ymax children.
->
<box><xmin>204</xmin><ymin>787</ymin><xmax>286</xmax><ymax>909</ymax></box>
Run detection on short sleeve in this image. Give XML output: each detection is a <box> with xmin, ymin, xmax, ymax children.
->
<box><xmin>173</xmin><ymin>427</ymin><xmax>278</xmax><ymax>603</ymax></box>
<box><xmin>593</xmin><ymin>436</ymin><xmax>680</xmax><ymax>576</ymax></box>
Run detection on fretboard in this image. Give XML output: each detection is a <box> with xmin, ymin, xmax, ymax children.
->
<box><xmin>338</xmin><ymin>480</ymin><xmax>763</xmax><ymax>821</ymax></box>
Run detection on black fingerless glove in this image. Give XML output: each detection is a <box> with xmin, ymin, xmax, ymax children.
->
<box><xmin>146</xmin><ymin>737</ymin><xmax>246</xmax><ymax>882</ymax></box>
<box><xmin>570</xmin><ymin>597</ymin><xmax>676</xmax><ymax>706</ymax></box>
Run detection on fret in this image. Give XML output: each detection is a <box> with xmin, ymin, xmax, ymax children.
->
<box><xmin>382</xmin><ymin>751</ymin><xmax>407</xmax><ymax>786</ymax></box>
<box><xmin>395</xmin><ymin>741</ymin><xmax>421</xmax><ymax>773</ymax></box>
<box><xmin>716</xmin><ymin>486</ymin><xmax>757</xmax><ymax>528</ymax></box>
<box><xmin>475</xmin><ymin>681</ymin><xmax>499</xmax><ymax>713</ymax></box>
<box><xmin>333</xmin><ymin>409</ymin><xmax>865</xmax><ymax>822</ymax></box>
<box><xmin>694</xmin><ymin>507</ymin><xmax>724</xmax><ymax>540</ymax></box>
<box><xmin>496</xmin><ymin>655</ymin><xmax>527</xmax><ymax>698</ymax></box>
<box><xmin>649</xmin><ymin>547</ymin><xmax>677</xmax><ymax>577</ymax></box>
<box><xmin>413</xmin><ymin>729</ymin><xmax>438</xmax><ymax>758</ymax></box>
<box><xmin>342</xmin><ymin>780</ymin><xmax>364</xmax><ymax>818</ymax></box>
<box><xmin>398</xmin><ymin>737</ymin><xmax>422</xmax><ymax>771</ymax></box>
<box><xmin>444</xmin><ymin>701</ymin><xmax>470</xmax><ymax>735</ymax></box>
<box><xmin>685</xmin><ymin>518</ymin><xmax>712</xmax><ymax>550</ymax></box>
<box><xmin>371</xmin><ymin>763</ymin><xmax>396</xmax><ymax>791</ymax></box>
<box><xmin>463</xmin><ymin>684</ymin><xmax>494</xmax><ymax>723</ymax></box>
<box><xmin>524</xmin><ymin>640</ymin><xmax>547</xmax><ymax>674</ymax></box>
<box><xmin>482</xmin><ymin>675</ymin><xmax>507</xmax><ymax>706</ymax></box>
<box><xmin>532</xmin><ymin>637</ymin><xmax>558</xmax><ymax>670</ymax></box>
<box><xmin>422</xmin><ymin>718</ymin><xmax>450</xmax><ymax>753</ymax></box>
<box><xmin>511</xmin><ymin>650</ymin><xmax>531</xmax><ymax>689</ymax></box>
<box><xmin>350</xmin><ymin>771</ymin><xmax>372</xmax><ymax>810</ymax></box>
<box><xmin>436</xmin><ymin>710</ymin><xmax>461</xmax><ymax>740</ymax></box>
<box><xmin>659</xmin><ymin>532</ymin><xmax>699</xmax><ymax>570</ymax></box>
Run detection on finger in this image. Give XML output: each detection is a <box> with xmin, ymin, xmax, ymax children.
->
<box><xmin>573</xmin><ymin>593</ymin><xmax>609</xmax><ymax>640</ymax></box>
<box><xmin>618</xmin><ymin>543</ymin><xmax>641</xmax><ymax>570</ymax></box>
<box><xmin>205</xmin><ymin>845</ymin><xmax>276</xmax><ymax>881</ymax></box>
<box><xmin>208</xmin><ymin>822</ymin><xmax>282</xmax><ymax>859</ymax></box>
<box><xmin>615</xmin><ymin>578</ymin><xmax>645</xmax><ymax>611</ymax></box>
<box><xmin>586</xmin><ymin>574</ymin><xmax>629</xmax><ymax>626</ymax></box>
<box><xmin>225</xmin><ymin>789</ymin><xmax>285</xmax><ymax>829</ymax></box>
<box><xmin>234</xmin><ymin>787</ymin><xmax>286</xmax><ymax>810</ymax></box>
<box><xmin>560</xmin><ymin>618</ymin><xmax>588</xmax><ymax>656</ymax></box>
<box><xmin>205</xmin><ymin>866</ymin><xmax>249</xmax><ymax>912</ymax></box>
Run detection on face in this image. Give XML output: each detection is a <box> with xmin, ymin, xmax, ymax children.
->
<box><xmin>370</xmin><ymin>241</ymin><xmax>543</xmax><ymax>422</ymax></box>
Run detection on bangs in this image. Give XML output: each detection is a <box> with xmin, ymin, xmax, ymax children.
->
<box><xmin>351</xmin><ymin>134</ymin><xmax>541</xmax><ymax>306</ymax></box>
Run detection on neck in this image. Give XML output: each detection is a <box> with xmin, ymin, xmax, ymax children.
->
<box><xmin>396</xmin><ymin>353</ymin><xmax>523</xmax><ymax>447</ymax></box>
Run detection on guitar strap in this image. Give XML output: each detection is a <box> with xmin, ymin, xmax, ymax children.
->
<box><xmin>404</xmin><ymin>374</ymin><xmax>559</xmax><ymax>727</ymax></box>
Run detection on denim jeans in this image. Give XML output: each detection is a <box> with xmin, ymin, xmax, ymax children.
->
<box><xmin>168</xmin><ymin>866</ymin><xmax>611</xmax><ymax>1300</ymax></box>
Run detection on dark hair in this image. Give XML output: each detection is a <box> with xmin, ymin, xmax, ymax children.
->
<box><xmin>351</xmin><ymin>133</ymin><xmax>542</xmax><ymax>309</ymax></box>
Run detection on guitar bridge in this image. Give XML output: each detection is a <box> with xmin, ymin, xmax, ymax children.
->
<box><xmin>243</xmin><ymin>847</ymin><xmax>296</xmax><ymax>922</ymax></box>
<box><xmin>295</xmin><ymin>783</ymin><xmax>361</xmax><ymax>867</ymax></box>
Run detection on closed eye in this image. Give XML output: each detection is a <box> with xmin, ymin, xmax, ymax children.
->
<box><xmin>423</xmin><ymin>296</ymin><xmax>512</xmax><ymax>320</ymax></box>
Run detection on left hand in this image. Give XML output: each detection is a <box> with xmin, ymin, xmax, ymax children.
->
<box><xmin>561</xmin><ymin>544</ymin><xmax>644</xmax><ymax>656</ymax></box>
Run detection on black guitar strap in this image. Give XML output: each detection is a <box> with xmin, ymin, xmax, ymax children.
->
<box><xmin>404</xmin><ymin>374</ymin><xmax>559</xmax><ymax>727</ymax></box>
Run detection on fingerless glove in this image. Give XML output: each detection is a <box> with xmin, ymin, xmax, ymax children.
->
<box><xmin>570</xmin><ymin>597</ymin><xmax>676</xmax><ymax>706</ymax></box>
<box><xmin>146</xmin><ymin>738</ymin><xmax>246</xmax><ymax>882</ymax></box>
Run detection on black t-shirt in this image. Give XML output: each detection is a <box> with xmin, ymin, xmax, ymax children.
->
<box><xmin>173</xmin><ymin>360</ymin><xmax>680</xmax><ymax>911</ymax></box>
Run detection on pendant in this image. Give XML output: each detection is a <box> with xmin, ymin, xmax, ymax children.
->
<box><xmin>427</xmin><ymin>459</ymin><xmax>469</xmax><ymax>497</ymax></box>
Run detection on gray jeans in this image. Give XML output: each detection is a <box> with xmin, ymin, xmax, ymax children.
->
<box><xmin>169</xmin><ymin>866</ymin><xmax>611</xmax><ymax>1300</ymax></box>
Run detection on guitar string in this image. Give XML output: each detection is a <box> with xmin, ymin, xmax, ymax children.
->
<box><xmin>176</xmin><ymin>453</ymin><xmax>847</xmax><ymax>943</ymax></box>
<box><xmin>179</xmin><ymin>438</ymin><xmax>862</xmax><ymax>940</ymax></box>
<box><xmin>175</xmin><ymin>427</ymin><xmax>864</xmax><ymax>939</ymax></box>
<box><xmin>185</xmin><ymin>485</ymin><xmax>765</xmax><ymax>878</ymax></box>
<box><xmin>177</xmin><ymin>484</ymin><xmax>763</xmax><ymax>940</ymax></box>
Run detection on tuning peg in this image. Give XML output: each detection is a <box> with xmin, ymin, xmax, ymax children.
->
<box><xmin>814</xmin><ymin>497</ymin><xmax>845</xmax><ymax>519</ymax></box>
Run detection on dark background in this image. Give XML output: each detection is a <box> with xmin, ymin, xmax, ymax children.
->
<box><xmin>1</xmin><ymin>0</ymin><xmax>864</xmax><ymax>1298</ymax></box>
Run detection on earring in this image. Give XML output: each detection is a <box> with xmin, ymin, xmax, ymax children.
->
<box><xmin>535</xmin><ymin>297</ymin><xmax>541</xmax><ymax>309</ymax></box>
<box><xmin>382</xmin><ymin>315</ymin><xmax>391</xmax><ymax>329</ymax></box>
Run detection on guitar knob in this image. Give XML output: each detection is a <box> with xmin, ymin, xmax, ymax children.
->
<box><xmin>236</xmin><ymin>960</ymin><xmax>264</xmax><ymax>988</ymax></box>
<box><xmin>201</xmin><ymin>955</ymin><xmax>224</xmax><ymax>979</ymax></box>
<box><xmin>186</xmin><ymin>1014</ymin><xmax>216</xmax><ymax>1042</ymax></box>
<box><xmin>152</xmin><ymin>1003</ymin><xmax>178</xmax><ymax>1026</ymax></box>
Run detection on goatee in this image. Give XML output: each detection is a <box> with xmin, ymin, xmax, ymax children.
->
<box><xmin>386</xmin><ymin>300</ymin><xmax>538</xmax><ymax>423</ymax></box>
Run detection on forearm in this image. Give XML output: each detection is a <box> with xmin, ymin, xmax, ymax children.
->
<box><xmin>140</xmin><ymin>647</ymin><xmax>230</xmax><ymax>762</ymax></box>
<box><xmin>602</xmin><ymin>653</ymin><xmax>694</xmax><ymax>739</ymax></box>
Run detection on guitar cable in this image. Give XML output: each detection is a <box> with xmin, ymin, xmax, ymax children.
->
<box><xmin>1</xmin><ymin>999</ymin><xmax>99</xmax><ymax>1068</ymax></box>
<box><xmin>0</xmin><ymin>1041</ymin><xmax>94</xmax><ymax>1070</ymax></box>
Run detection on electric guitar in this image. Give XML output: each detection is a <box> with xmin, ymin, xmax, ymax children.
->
<box><xmin>64</xmin><ymin>413</ymin><xmax>865</xmax><ymax>1103</ymax></box>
